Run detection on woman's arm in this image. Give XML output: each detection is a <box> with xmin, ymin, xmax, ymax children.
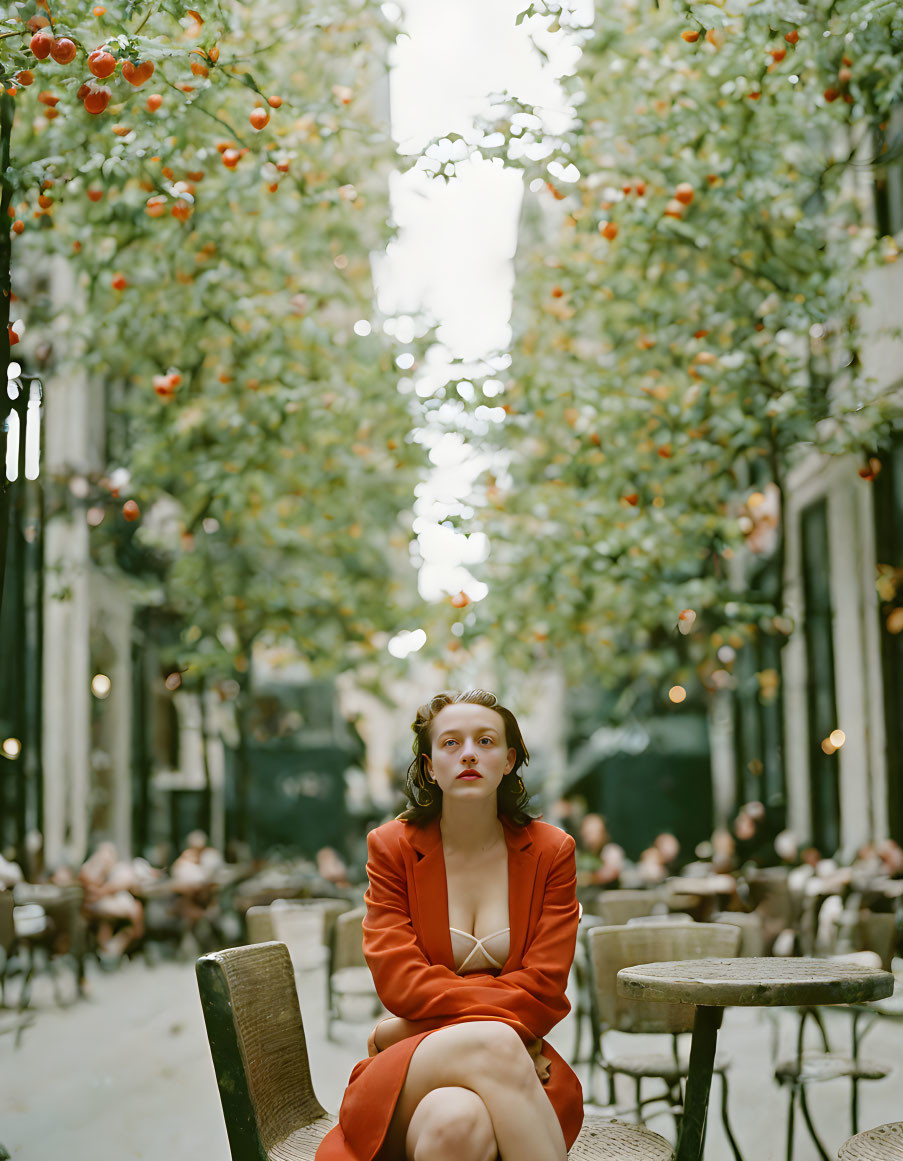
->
<box><xmin>362</xmin><ymin>826</ymin><xmax>579</xmax><ymax>1040</ymax></box>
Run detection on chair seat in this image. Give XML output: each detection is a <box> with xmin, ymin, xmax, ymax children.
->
<box><xmin>331</xmin><ymin>965</ymin><xmax>376</xmax><ymax>995</ymax></box>
<box><xmin>265</xmin><ymin>1111</ymin><xmax>674</xmax><ymax>1161</ymax></box>
<box><xmin>268</xmin><ymin>1113</ymin><xmax>338</xmax><ymax>1161</ymax></box>
<box><xmin>774</xmin><ymin>1052</ymin><xmax>889</xmax><ymax>1083</ymax></box>
<box><xmin>838</xmin><ymin>1121</ymin><xmax>903</xmax><ymax>1160</ymax></box>
<box><xmin>569</xmin><ymin>1114</ymin><xmax>675</xmax><ymax>1160</ymax></box>
<box><xmin>602</xmin><ymin>1050</ymin><xmax>731</xmax><ymax>1081</ymax></box>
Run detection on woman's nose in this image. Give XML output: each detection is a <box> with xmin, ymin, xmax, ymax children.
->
<box><xmin>461</xmin><ymin>737</ymin><xmax>478</xmax><ymax>760</ymax></box>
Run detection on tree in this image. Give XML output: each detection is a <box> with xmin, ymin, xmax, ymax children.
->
<box><xmin>405</xmin><ymin>0</ymin><xmax>903</xmax><ymax>713</ymax></box>
<box><xmin>1</xmin><ymin>0</ymin><xmax>427</xmax><ymax>841</ymax></box>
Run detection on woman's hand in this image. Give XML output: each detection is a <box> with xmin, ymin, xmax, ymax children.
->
<box><xmin>371</xmin><ymin>1015</ymin><xmax>438</xmax><ymax>1053</ymax></box>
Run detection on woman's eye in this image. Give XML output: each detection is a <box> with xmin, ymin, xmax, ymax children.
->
<box><xmin>479</xmin><ymin>738</ymin><xmax>492</xmax><ymax>745</ymax></box>
<box><xmin>444</xmin><ymin>739</ymin><xmax>457</xmax><ymax>747</ymax></box>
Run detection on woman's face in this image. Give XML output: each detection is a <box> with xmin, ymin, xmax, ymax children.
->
<box><xmin>423</xmin><ymin>702</ymin><xmax>516</xmax><ymax>803</ymax></box>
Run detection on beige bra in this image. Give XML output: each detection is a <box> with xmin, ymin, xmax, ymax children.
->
<box><xmin>449</xmin><ymin>926</ymin><xmax>510</xmax><ymax>974</ymax></box>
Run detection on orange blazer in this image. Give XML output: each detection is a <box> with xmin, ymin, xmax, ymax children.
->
<box><xmin>316</xmin><ymin>814</ymin><xmax>584</xmax><ymax>1161</ymax></box>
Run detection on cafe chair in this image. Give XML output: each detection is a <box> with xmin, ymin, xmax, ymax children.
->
<box><xmin>838</xmin><ymin>1121</ymin><xmax>903</xmax><ymax>1160</ymax></box>
<box><xmin>0</xmin><ymin>891</ymin><xmax>16</xmax><ymax>1006</ymax></box>
<box><xmin>247</xmin><ymin>901</ymin><xmax>330</xmax><ymax>971</ymax></box>
<box><xmin>326</xmin><ymin>905</ymin><xmax>382</xmax><ymax>1040</ymax></box>
<box><xmin>19</xmin><ymin>884</ymin><xmax>87</xmax><ymax>1003</ymax></box>
<box><xmin>587</xmin><ymin>922</ymin><xmax>744</xmax><ymax>1161</ymax></box>
<box><xmin>571</xmin><ymin>894</ymin><xmax>667</xmax><ymax>1072</ymax></box>
<box><xmin>710</xmin><ymin>911</ymin><xmax>765</xmax><ymax>958</ymax></box>
<box><xmin>774</xmin><ymin>959</ymin><xmax>893</xmax><ymax>1161</ymax></box>
<box><xmin>596</xmin><ymin>890</ymin><xmax>666</xmax><ymax>927</ymax></box>
<box><xmin>197</xmin><ymin>942</ymin><xmax>678</xmax><ymax>1161</ymax></box>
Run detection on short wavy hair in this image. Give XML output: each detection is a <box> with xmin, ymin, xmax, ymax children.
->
<box><xmin>397</xmin><ymin>689</ymin><xmax>538</xmax><ymax>827</ymax></box>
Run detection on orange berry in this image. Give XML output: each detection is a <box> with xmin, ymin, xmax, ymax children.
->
<box><xmin>249</xmin><ymin>107</ymin><xmax>270</xmax><ymax>130</ymax></box>
<box><xmin>267</xmin><ymin>95</ymin><xmax>282</xmax><ymax>108</ymax></box>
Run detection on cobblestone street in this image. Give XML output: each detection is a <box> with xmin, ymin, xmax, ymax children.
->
<box><xmin>3</xmin><ymin>954</ymin><xmax>901</xmax><ymax>1161</ymax></box>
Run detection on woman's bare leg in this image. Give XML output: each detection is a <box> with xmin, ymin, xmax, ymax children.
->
<box><xmin>382</xmin><ymin>1021</ymin><xmax>566</xmax><ymax>1161</ymax></box>
<box><xmin>405</xmin><ymin>1087</ymin><xmax>497</xmax><ymax>1161</ymax></box>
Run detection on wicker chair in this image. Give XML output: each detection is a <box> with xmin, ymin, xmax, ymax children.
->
<box><xmin>571</xmin><ymin>893</ymin><xmax>666</xmax><ymax>1072</ymax></box>
<box><xmin>710</xmin><ymin>911</ymin><xmax>765</xmax><ymax>958</ymax></box>
<box><xmin>586</xmin><ymin>922</ymin><xmax>744</xmax><ymax>1161</ymax></box>
<box><xmin>595</xmin><ymin>890</ymin><xmax>665</xmax><ymax>927</ymax></box>
<box><xmin>326</xmin><ymin>905</ymin><xmax>382</xmax><ymax>1039</ymax></box>
<box><xmin>246</xmin><ymin>901</ymin><xmax>330</xmax><ymax>971</ymax></box>
<box><xmin>197</xmin><ymin>942</ymin><xmax>676</xmax><ymax>1161</ymax></box>
<box><xmin>838</xmin><ymin>1121</ymin><xmax>903</xmax><ymax>1160</ymax></box>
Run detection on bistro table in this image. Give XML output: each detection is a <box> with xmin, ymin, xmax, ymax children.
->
<box><xmin>617</xmin><ymin>956</ymin><xmax>893</xmax><ymax>1161</ymax></box>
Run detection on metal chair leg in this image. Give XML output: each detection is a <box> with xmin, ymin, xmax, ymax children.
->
<box><xmin>785</xmin><ymin>1086</ymin><xmax>796</xmax><ymax>1161</ymax></box>
<box><xmin>799</xmin><ymin>1085</ymin><xmax>832</xmax><ymax>1161</ymax></box>
<box><xmin>719</xmin><ymin>1072</ymin><xmax>744</xmax><ymax>1161</ymax></box>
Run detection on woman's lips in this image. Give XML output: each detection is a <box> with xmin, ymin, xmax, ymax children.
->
<box><xmin>456</xmin><ymin>772</ymin><xmax>482</xmax><ymax>780</ymax></box>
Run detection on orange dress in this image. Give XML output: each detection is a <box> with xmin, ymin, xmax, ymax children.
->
<box><xmin>315</xmin><ymin>815</ymin><xmax>584</xmax><ymax>1161</ymax></box>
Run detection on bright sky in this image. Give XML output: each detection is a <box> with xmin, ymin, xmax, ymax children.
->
<box><xmin>373</xmin><ymin>0</ymin><xmax>585</xmax><ymax>622</ymax></box>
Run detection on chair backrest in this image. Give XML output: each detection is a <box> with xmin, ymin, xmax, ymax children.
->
<box><xmin>299</xmin><ymin>898</ymin><xmax>352</xmax><ymax>952</ymax></box>
<box><xmin>588</xmin><ymin>922</ymin><xmax>741</xmax><ymax>1035</ymax></box>
<box><xmin>0</xmin><ymin>890</ymin><xmax>14</xmax><ymax>951</ymax></box>
<box><xmin>245</xmin><ymin>906</ymin><xmax>276</xmax><ymax>945</ymax></box>
<box><xmin>40</xmin><ymin>885</ymin><xmax>87</xmax><ymax>953</ymax></box>
<box><xmin>627</xmin><ymin>913</ymin><xmax>695</xmax><ymax>926</ymax></box>
<box><xmin>596</xmin><ymin>889</ymin><xmax>663</xmax><ymax>927</ymax></box>
<box><xmin>196</xmin><ymin>941</ymin><xmax>328</xmax><ymax>1161</ymax></box>
<box><xmin>269</xmin><ymin>902</ymin><xmax>328</xmax><ymax>970</ymax></box>
<box><xmin>745</xmin><ymin>868</ymin><xmax>795</xmax><ymax>925</ymax></box>
<box><xmin>711</xmin><ymin>910</ymin><xmax>765</xmax><ymax>957</ymax></box>
<box><xmin>856</xmin><ymin>910</ymin><xmax>896</xmax><ymax>972</ymax></box>
<box><xmin>332</xmin><ymin>906</ymin><xmax>368</xmax><ymax>971</ymax></box>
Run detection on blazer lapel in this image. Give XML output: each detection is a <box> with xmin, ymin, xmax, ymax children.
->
<box><xmin>409</xmin><ymin>819</ymin><xmax>456</xmax><ymax>970</ymax></box>
<box><xmin>408</xmin><ymin>816</ymin><xmax>540</xmax><ymax>973</ymax></box>
<box><xmin>503</xmin><ymin>819</ymin><xmax>539</xmax><ymax>970</ymax></box>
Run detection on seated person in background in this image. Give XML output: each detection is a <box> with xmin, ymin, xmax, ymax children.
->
<box><xmin>0</xmin><ymin>851</ymin><xmax>24</xmax><ymax>890</ymax></box>
<box><xmin>576</xmin><ymin>813</ymin><xmax>623</xmax><ymax>887</ymax></box>
<box><xmin>79</xmin><ymin>841</ymin><xmax>145</xmax><ymax>961</ymax></box>
<box><xmin>171</xmin><ymin>830</ymin><xmax>223</xmax><ymax>950</ymax></box>
<box><xmin>316</xmin><ymin>846</ymin><xmax>351</xmax><ymax>889</ymax></box>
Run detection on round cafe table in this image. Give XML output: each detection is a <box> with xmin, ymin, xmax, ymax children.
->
<box><xmin>617</xmin><ymin>957</ymin><xmax>893</xmax><ymax>1161</ymax></box>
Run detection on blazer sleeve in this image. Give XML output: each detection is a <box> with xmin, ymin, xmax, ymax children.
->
<box><xmin>362</xmin><ymin>825</ymin><xmax>578</xmax><ymax>1040</ymax></box>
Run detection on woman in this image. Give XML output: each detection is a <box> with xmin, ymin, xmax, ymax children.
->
<box><xmin>316</xmin><ymin>689</ymin><xmax>583</xmax><ymax>1161</ymax></box>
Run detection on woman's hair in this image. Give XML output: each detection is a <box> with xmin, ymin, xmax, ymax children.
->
<box><xmin>397</xmin><ymin>689</ymin><xmax>539</xmax><ymax>827</ymax></box>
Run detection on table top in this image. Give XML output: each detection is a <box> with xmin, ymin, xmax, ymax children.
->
<box><xmin>617</xmin><ymin>956</ymin><xmax>894</xmax><ymax>1007</ymax></box>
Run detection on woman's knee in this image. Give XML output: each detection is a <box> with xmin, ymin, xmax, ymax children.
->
<box><xmin>408</xmin><ymin>1087</ymin><xmax>496</xmax><ymax>1161</ymax></box>
<box><xmin>458</xmin><ymin>1021</ymin><xmax>535</xmax><ymax>1081</ymax></box>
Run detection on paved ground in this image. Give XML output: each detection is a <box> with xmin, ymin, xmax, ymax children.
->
<box><xmin>2</xmin><ymin>952</ymin><xmax>901</xmax><ymax>1161</ymax></box>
